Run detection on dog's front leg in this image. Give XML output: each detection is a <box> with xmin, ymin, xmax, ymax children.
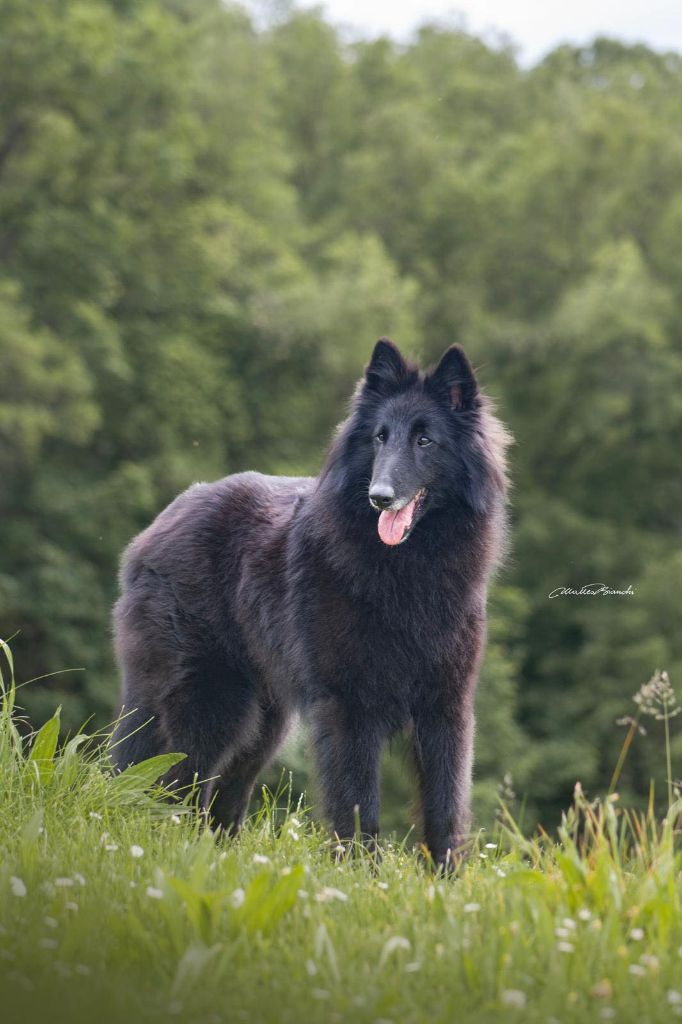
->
<box><xmin>309</xmin><ymin>697</ymin><xmax>384</xmax><ymax>844</ymax></box>
<box><xmin>412</xmin><ymin>695</ymin><xmax>475</xmax><ymax>871</ymax></box>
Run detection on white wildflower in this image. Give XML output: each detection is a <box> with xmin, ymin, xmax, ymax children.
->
<box><xmin>557</xmin><ymin>942</ymin><xmax>574</xmax><ymax>953</ymax></box>
<box><xmin>44</xmin><ymin>917</ymin><xmax>58</xmax><ymax>930</ymax></box>
<box><xmin>590</xmin><ymin>980</ymin><xmax>612</xmax><ymax>999</ymax></box>
<box><xmin>10</xmin><ymin>877</ymin><xmax>27</xmax><ymax>898</ymax></box>
<box><xmin>485</xmin><ymin>842</ymin><xmax>497</xmax><ymax>849</ymax></box>
<box><xmin>129</xmin><ymin>845</ymin><xmax>144</xmax><ymax>859</ymax></box>
<box><xmin>73</xmin><ymin>873</ymin><xmax>86</xmax><ymax>887</ymax></box>
<box><xmin>562</xmin><ymin>918</ymin><xmax>576</xmax><ymax>929</ymax></box>
<box><xmin>668</xmin><ymin>991</ymin><xmax>682</xmax><ymax>1006</ymax></box>
<box><xmin>145</xmin><ymin>886</ymin><xmax>164</xmax><ymax>900</ymax></box>
<box><xmin>287</xmin><ymin>829</ymin><xmax>299</xmax><ymax>841</ymax></box>
<box><xmin>88</xmin><ymin>812</ymin><xmax>102</xmax><ymax>821</ymax></box>
<box><xmin>231</xmin><ymin>888</ymin><xmax>245</xmax><ymax>908</ymax></box>
<box><xmin>463</xmin><ymin>902</ymin><xmax>481</xmax><ymax>913</ymax></box>
<box><xmin>629</xmin><ymin>928</ymin><xmax>644</xmax><ymax>941</ymax></box>
<box><xmin>501</xmin><ymin>990</ymin><xmax>527</xmax><ymax>1010</ymax></box>
<box><xmin>65</xmin><ymin>902</ymin><xmax>78</xmax><ymax>912</ymax></box>
<box><xmin>315</xmin><ymin>886</ymin><xmax>348</xmax><ymax>903</ymax></box>
<box><xmin>628</xmin><ymin>964</ymin><xmax>646</xmax><ymax>976</ymax></box>
<box><xmin>54</xmin><ymin>878</ymin><xmax>74</xmax><ymax>888</ymax></box>
<box><xmin>253</xmin><ymin>854</ymin><xmax>270</xmax><ymax>865</ymax></box>
<box><xmin>578</xmin><ymin>907</ymin><xmax>592</xmax><ymax>921</ymax></box>
<box><xmin>376</xmin><ymin>881</ymin><xmax>389</xmax><ymax>890</ymax></box>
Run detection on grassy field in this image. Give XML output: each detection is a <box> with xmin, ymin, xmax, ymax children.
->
<box><xmin>1</xmin><ymin>644</ymin><xmax>681</xmax><ymax>1024</ymax></box>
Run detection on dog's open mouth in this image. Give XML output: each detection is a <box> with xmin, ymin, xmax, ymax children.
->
<box><xmin>377</xmin><ymin>489</ymin><xmax>427</xmax><ymax>546</ymax></box>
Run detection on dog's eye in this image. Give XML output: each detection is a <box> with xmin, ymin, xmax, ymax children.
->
<box><xmin>375</xmin><ymin>431</ymin><xmax>387</xmax><ymax>443</ymax></box>
<box><xmin>417</xmin><ymin>435</ymin><xmax>432</xmax><ymax>447</ymax></box>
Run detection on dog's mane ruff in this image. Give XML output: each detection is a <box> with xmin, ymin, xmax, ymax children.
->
<box><xmin>476</xmin><ymin>392</ymin><xmax>512</xmax><ymax>500</ymax></box>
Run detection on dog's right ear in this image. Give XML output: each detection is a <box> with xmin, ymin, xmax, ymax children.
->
<box><xmin>364</xmin><ymin>338</ymin><xmax>409</xmax><ymax>396</ymax></box>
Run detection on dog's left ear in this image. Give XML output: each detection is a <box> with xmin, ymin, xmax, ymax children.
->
<box><xmin>426</xmin><ymin>345</ymin><xmax>478</xmax><ymax>411</ymax></box>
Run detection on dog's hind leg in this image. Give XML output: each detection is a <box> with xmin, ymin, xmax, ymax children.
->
<box><xmin>206</xmin><ymin>700</ymin><xmax>291</xmax><ymax>835</ymax></box>
<box><xmin>153</xmin><ymin>649</ymin><xmax>263</xmax><ymax>811</ymax></box>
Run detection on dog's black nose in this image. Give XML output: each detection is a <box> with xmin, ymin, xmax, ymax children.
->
<box><xmin>369</xmin><ymin>486</ymin><xmax>395</xmax><ymax>511</ymax></box>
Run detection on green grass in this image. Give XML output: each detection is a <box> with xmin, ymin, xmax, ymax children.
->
<box><xmin>1</xmin><ymin>643</ymin><xmax>681</xmax><ymax>1024</ymax></box>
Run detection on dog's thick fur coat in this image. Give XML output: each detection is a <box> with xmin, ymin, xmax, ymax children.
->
<box><xmin>113</xmin><ymin>340</ymin><xmax>510</xmax><ymax>866</ymax></box>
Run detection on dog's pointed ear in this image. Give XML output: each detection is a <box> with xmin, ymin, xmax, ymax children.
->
<box><xmin>364</xmin><ymin>338</ymin><xmax>409</xmax><ymax>395</ymax></box>
<box><xmin>426</xmin><ymin>345</ymin><xmax>479</xmax><ymax>411</ymax></box>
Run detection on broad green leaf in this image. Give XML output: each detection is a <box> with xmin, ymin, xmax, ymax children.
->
<box><xmin>28</xmin><ymin>707</ymin><xmax>61</xmax><ymax>785</ymax></box>
<box><xmin>111</xmin><ymin>752</ymin><xmax>187</xmax><ymax>799</ymax></box>
<box><xmin>235</xmin><ymin>865</ymin><xmax>305</xmax><ymax>935</ymax></box>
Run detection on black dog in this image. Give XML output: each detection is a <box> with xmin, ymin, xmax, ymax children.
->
<box><xmin>112</xmin><ymin>340</ymin><xmax>510</xmax><ymax>867</ymax></box>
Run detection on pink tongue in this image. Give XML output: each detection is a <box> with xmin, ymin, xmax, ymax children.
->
<box><xmin>378</xmin><ymin>497</ymin><xmax>417</xmax><ymax>546</ymax></box>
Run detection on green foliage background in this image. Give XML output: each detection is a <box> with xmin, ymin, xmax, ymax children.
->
<box><xmin>1</xmin><ymin>0</ymin><xmax>681</xmax><ymax>831</ymax></box>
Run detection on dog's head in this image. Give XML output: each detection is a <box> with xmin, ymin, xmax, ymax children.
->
<box><xmin>347</xmin><ymin>338</ymin><xmax>505</xmax><ymax>546</ymax></box>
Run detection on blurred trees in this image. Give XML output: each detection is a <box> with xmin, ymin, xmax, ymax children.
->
<box><xmin>1</xmin><ymin>1</ymin><xmax>680</xmax><ymax>827</ymax></box>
